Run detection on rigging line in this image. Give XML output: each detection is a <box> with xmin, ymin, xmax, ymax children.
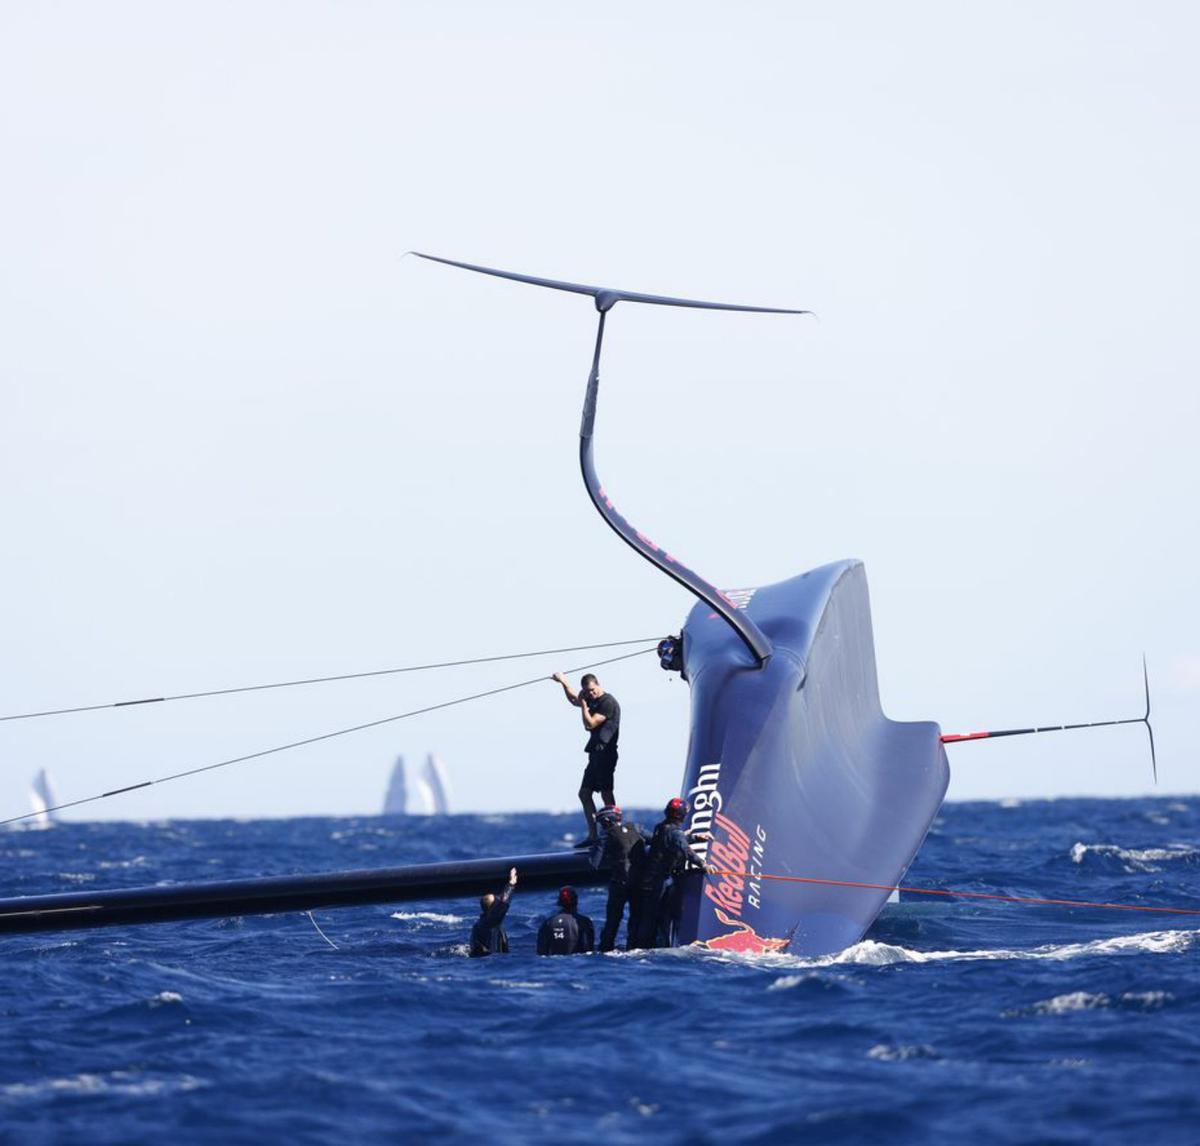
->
<box><xmin>305</xmin><ymin>911</ymin><xmax>340</xmax><ymax>951</ymax></box>
<box><xmin>0</xmin><ymin>646</ymin><xmax>656</xmax><ymax>828</ymax></box>
<box><xmin>0</xmin><ymin>637</ymin><xmax>661</xmax><ymax>725</ymax></box>
<box><xmin>704</xmin><ymin>869</ymin><xmax>1200</xmax><ymax>917</ymax></box>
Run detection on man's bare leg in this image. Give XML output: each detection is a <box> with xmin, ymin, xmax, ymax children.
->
<box><xmin>578</xmin><ymin>787</ymin><xmax>598</xmax><ymax>841</ymax></box>
<box><xmin>601</xmin><ymin>787</ymin><xmax>616</xmax><ymax>809</ymax></box>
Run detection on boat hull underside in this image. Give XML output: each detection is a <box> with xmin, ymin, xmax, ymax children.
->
<box><xmin>677</xmin><ymin>561</ymin><xmax>949</xmax><ymax>956</ymax></box>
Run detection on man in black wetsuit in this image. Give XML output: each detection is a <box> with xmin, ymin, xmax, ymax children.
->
<box><xmin>589</xmin><ymin>805</ymin><xmax>648</xmax><ymax>952</ymax></box>
<box><xmin>629</xmin><ymin>798</ymin><xmax>709</xmax><ymax>950</ymax></box>
<box><xmin>536</xmin><ymin>886</ymin><xmax>595</xmax><ymax>955</ymax></box>
<box><xmin>469</xmin><ymin>867</ymin><xmax>518</xmax><ymax>958</ymax></box>
<box><xmin>550</xmin><ymin>671</ymin><xmax>620</xmax><ymax>846</ymax></box>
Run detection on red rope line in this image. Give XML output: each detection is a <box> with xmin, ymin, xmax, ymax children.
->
<box><xmin>704</xmin><ymin>869</ymin><xmax>1200</xmax><ymax>917</ymax></box>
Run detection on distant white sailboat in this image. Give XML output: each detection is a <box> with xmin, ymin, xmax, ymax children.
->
<box><xmin>381</xmin><ymin>754</ymin><xmax>451</xmax><ymax>815</ymax></box>
<box><xmin>382</xmin><ymin>755</ymin><xmax>409</xmax><ymax>815</ymax></box>
<box><xmin>421</xmin><ymin>754</ymin><xmax>452</xmax><ymax>815</ymax></box>
<box><xmin>29</xmin><ymin>768</ymin><xmax>59</xmax><ymax>829</ymax></box>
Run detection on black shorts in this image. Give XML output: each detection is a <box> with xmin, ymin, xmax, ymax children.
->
<box><xmin>581</xmin><ymin>749</ymin><xmax>618</xmax><ymax>793</ymax></box>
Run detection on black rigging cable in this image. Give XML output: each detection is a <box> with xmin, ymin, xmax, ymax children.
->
<box><xmin>0</xmin><ymin>646</ymin><xmax>657</xmax><ymax>827</ymax></box>
<box><xmin>0</xmin><ymin>637</ymin><xmax>659</xmax><ymax>724</ymax></box>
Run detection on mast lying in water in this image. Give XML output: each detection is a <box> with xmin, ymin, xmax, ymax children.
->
<box><xmin>0</xmin><ymin>852</ymin><xmax>607</xmax><ymax>936</ymax></box>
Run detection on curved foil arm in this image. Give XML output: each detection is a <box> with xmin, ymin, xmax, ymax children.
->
<box><xmin>412</xmin><ymin>252</ymin><xmax>804</xmax><ymax>665</ymax></box>
<box><xmin>580</xmin><ymin>313</ymin><xmax>773</xmax><ymax>665</ymax></box>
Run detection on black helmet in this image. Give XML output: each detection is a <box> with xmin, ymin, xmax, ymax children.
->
<box><xmin>557</xmin><ymin>886</ymin><xmax>578</xmax><ymax>910</ymax></box>
<box><xmin>597</xmin><ymin>804</ymin><xmax>622</xmax><ymax>827</ymax></box>
<box><xmin>664</xmin><ymin>797</ymin><xmax>689</xmax><ymax>822</ymax></box>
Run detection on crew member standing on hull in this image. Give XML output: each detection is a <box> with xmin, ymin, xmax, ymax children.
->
<box><xmin>589</xmin><ymin>805</ymin><xmax>648</xmax><ymax>952</ymax></box>
<box><xmin>551</xmin><ymin>671</ymin><xmax>620</xmax><ymax>846</ymax></box>
<box><xmin>536</xmin><ymin>886</ymin><xmax>595</xmax><ymax>955</ymax></box>
<box><xmin>469</xmin><ymin>867</ymin><xmax>518</xmax><ymax>958</ymax></box>
<box><xmin>630</xmin><ymin>799</ymin><xmax>708</xmax><ymax>950</ymax></box>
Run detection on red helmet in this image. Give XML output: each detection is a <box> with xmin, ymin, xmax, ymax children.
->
<box><xmin>664</xmin><ymin>797</ymin><xmax>689</xmax><ymax>822</ymax></box>
<box><xmin>597</xmin><ymin>805</ymin><xmax>622</xmax><ymax>826</ymax></box>
<box><xmin>557</xmin><ymin>886</ymin><xmax>578</xmax><ymax>910</ymax></box>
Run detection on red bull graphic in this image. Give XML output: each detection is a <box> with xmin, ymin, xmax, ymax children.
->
<box><xmin>700</xmin><ymin>907</ymin><xmax>790</xmax><ymax>954</ymax></box>
<box><xmin>704</xmin><ymin>813</ymin><xmax>753</xmax><ymax>916</ymax></box>
<box><xmin>703</xmin><ymin>813</ymin><xmax>770</xmax><ymax>918</ymax></box>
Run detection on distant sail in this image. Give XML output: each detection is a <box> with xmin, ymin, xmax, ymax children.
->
<box><xmin>381</xmin><ymin>754</ymin><xmax>451</xmax><ymax>816</ymax></box>
<box><xmin>421</xmin><ymin>754</ymin><xmax>452</xmax><ymax>815</ymax></box>
<box><xmin>382</xmin><ymin>756</ymin><xmax>408</xmax><ymax>815</ymax></box>
<box><xmin>29</xmin><ymin>769</ymin><xmax>58</xmax><ymax>828</ymax></box>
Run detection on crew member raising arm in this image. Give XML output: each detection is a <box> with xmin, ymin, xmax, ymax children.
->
<box><xmin>551</xmin><ymin>672</ymin><xmax>621</xmax><ymax>847</ymax></box>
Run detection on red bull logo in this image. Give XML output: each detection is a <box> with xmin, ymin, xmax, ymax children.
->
<box><xmin>704</xmin><ymin>813</ymin><xmax>753</xmax><ymax>916</ymax></box>
<box><xmin>703</xmin><ymin>810</ymin><xmax>770</xmax><ymax>920</ymax></box>
<box><xmin>700</xmin><ymin>908</ymin><xmax>789</xmax><ymax>954</ymax></box>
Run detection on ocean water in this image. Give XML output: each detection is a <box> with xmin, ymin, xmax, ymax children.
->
<box><xmin>2</xmin><ymin>798</ymin><xmax>1198</xmax><ymax>1144</ymax></box>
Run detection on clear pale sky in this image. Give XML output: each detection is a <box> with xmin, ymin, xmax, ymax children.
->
<box><xmin>1</xmin><ymin>3</ymin><xmax>1196</xmax><ymax>822</ymax></box>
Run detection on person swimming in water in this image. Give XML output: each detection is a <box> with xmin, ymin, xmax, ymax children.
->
<box><xmin>536</xmin><ymin>886</ymin><xmax>595</xmax><ymax>955</ymax></box>
<box><xmin>469</xmin><ymin>867</ymin><xmax>518</xmax><ymax>958</ymax></box>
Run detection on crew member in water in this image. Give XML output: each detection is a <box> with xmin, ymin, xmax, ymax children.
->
<box><xmin>630</xmin><ymin>798</ymin><xmax>709</xmax><ymax>950</ymax></box>
<box><xmin>590</xmin><ymin>804</ymin><xmax>649</xmax><ymax>952</ymax></box>
<box><xmin>536</xmin><ymin>886</ymin><xmax>595</xmax><ymax>955</ymax></box>
<box><xmin>469</xmin><ymin>866</ymin><xmax>518</xmax><ymax>958</ymax></box>
<box><xmin>550</xmin><ymin>671</ymin><xmax>621</xmax><ymax>846</ymax></box>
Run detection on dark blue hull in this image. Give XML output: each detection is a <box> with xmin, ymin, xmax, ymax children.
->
<box><xmin>677</xmin><ymin>561</ymin><xmax>949</xmax><ymax>955</ymax></box>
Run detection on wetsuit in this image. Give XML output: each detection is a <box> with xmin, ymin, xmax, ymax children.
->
<box><xmin>536</xmin><ymin>908</ymin><xmax>595</xmax><ymax>955</ymax></box>
<box><xmin>469</xmin><ymin>882</ymin><xmax>515</xmax><ymax>958</ymax></box>
<box><xmin>590</xmin><ymin>820</ymin><xmax>648</xmax><ymax>952</ymax></box>
<box><xmin>630</xmin><ymin>820</ymin><xmax>706</xmax><ymax>950</ymax></box>
<box><xmin>580</xmin><ymin>693</ymin><xmax>620</xmax><ymax>794</ymax></box>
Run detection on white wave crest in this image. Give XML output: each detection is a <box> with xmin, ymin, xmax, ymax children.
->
<box><xmin>98</xmin><ymin>855</ymin><xmax>149</xmax><ymax>870</ymax></box>
<box><xmin>1121</xmin><ymin>990</ymin><xmax>1172</xmax><ymax>1008</ymax></box>
<box><xmin>390</xmin><ymin>911</ymin><xmax>463</xmax><ymax>924</ymax></box>
<box><xmin>767</xmin><ymin>972</ymin><xmax>824</xmax><ymax>991</ymax></box>
<box><xmin>763</xmin><ymin>927</ymin><xmax>1198</xmax><ymax>975</ymax></box>
<box><xmin>1020</xmin><ymin>988</ymin><xmax>1174</xmax><ymax>1016</ymax></box>
<box><xmin>867</xmin><ymin>1043</ymin><xmax>938</xmax><ymax>1061</ymax></box>
<box><xmin>1070</xmin><ymin>841</ymin><xmax>1198</xmax><ymax>872</ymax></box>
<box><xmin>1033</xmin><ymin>991</ymin><xmax>1109</xmax><ymax>1014</ymax></box>
<box><xmin>1</xmin><ymin>1072</ymin><xmax>207</xmax><ymax>1100</ymax></box>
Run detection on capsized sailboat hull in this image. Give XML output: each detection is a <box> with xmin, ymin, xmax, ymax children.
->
<box><xmin>0</xmin><ymin>851</ymin><xmax>606</xmax><ymax>936</ymax></box>
<box><xmin>678</xmin><ymin>560</ymin><xmax>949</xmax><ymax>955</ymax></box>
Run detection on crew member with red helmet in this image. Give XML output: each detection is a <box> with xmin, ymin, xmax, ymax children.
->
<box><xmin>629</xmin><ymin>797</ymin><xmax>709</xmax><ymax>950</ymax></box>
<box><xmin>536</xmin><ymin>886</ymin><xmax>595</xmax><ymax>956</ymax></box>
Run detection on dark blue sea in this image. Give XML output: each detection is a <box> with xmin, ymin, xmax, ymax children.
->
<box><xmin>2</xmin><ymin>798</ymin><xmax>1198</xmax><ymax>1144</ymax></box>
